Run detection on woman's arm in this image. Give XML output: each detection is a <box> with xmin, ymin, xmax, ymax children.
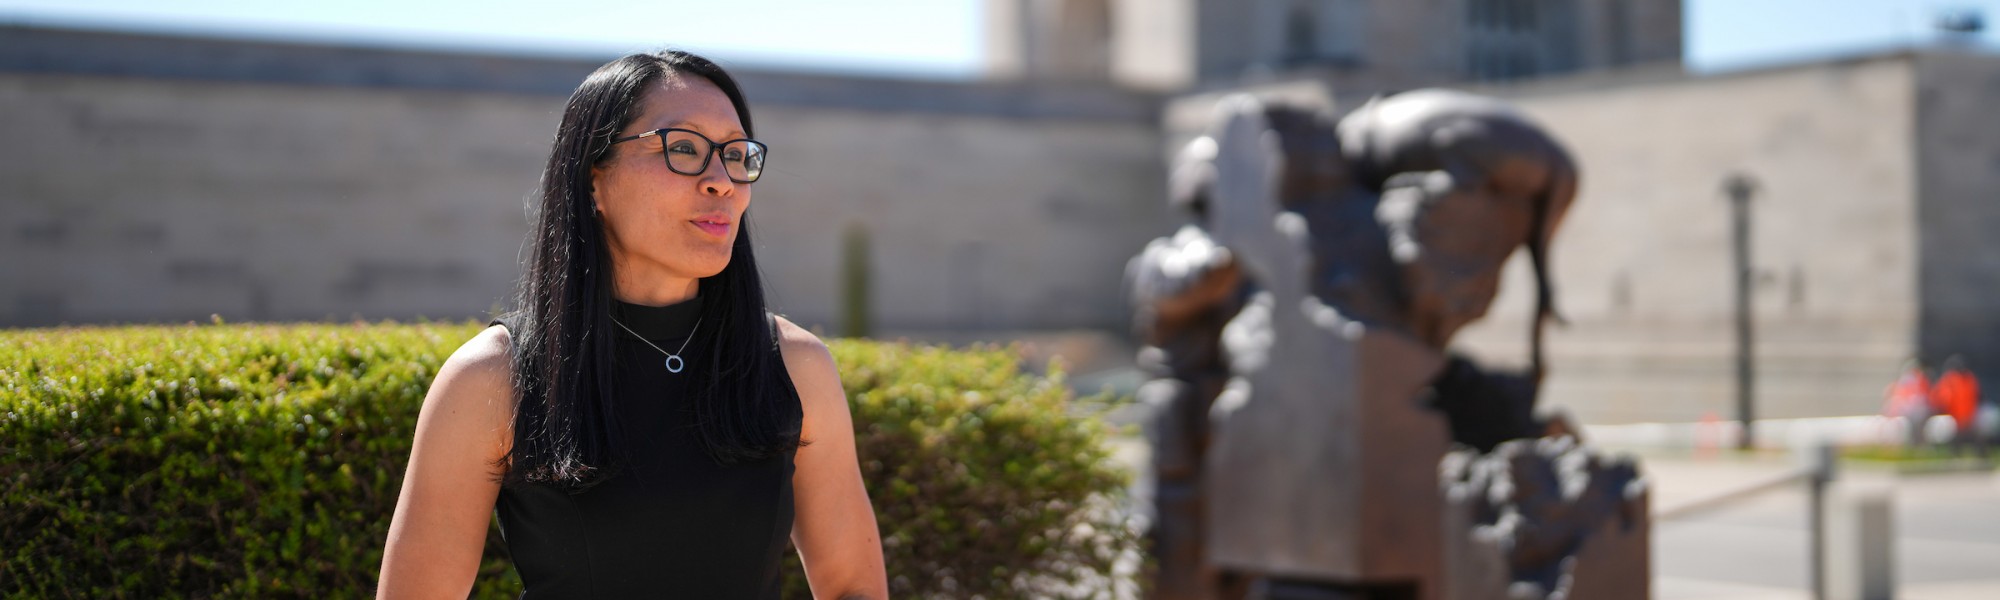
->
<box><xmin>777</xmin><ymin>317</ymin><xmax>889</xmax><ymax>599</ymax></box>
<box><xmin>377</xmin><ymin>325</ymin><xmax>516</xmax><ymax>599</ymax></box>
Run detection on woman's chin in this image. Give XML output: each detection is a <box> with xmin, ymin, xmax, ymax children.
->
<box><xmin>685</xmin><ymin>253</ymin><xmax>733</xmax><ymax>279</ymax></box>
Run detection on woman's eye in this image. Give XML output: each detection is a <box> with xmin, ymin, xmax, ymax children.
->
<box><xmin>722</xmin><ymin>150</ymin><xmax>745</xmax><ymax>162</ymax></box>
<box><xmin>667</xmin><ymin>143</ymin><xmax>700</xmax><ymax>155</ymax></box>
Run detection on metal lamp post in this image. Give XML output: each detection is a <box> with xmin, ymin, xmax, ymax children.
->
<box><xmin>1725</xmin><ymin>173</ymin><xmax>1758</xmax><ymax>451</ymax></box>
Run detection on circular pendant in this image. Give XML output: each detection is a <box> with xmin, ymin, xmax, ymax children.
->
<box><xmin>665</xmin><ymin>354</ymin><xmax>684</xmax><ymax>373</ymax></box>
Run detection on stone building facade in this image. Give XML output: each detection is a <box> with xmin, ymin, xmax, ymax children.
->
<box><xmin>1451</xmin><ymin>52</ymin><xmax>2000</xmax><ymax>423</ymax></box>
<box><xmin>988</xmin><ymin>0</ymin><xmax>1682</xmax><ymax>95</ymax></box>
<box><xmin>0</xmin><ymin>25</ymin><xmax>1166</xmax><ymax>334</ymax></box>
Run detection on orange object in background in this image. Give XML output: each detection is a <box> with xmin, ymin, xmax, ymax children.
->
<box><xmin>1935</xmin><ymin>366</ymin><xmax>1980</xmax><ymax>431</ymax></box>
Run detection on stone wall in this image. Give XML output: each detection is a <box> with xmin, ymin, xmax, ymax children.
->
<box><xmin>1915</xmin><ymin>51</ymin><xmax>2000</xmax><ymax>385</ymax></box>
<box><xmin>0</xmin><ymin>72</ymin><xmax>548</xmax><ymax>325</ymax></box>
<box><xmin>0</xmin><ymin>26</ymin><xmax>1169</xmax><ymax>334</ymax></box>
<box><xmin>751</xmin><ymin>106</ymin><xmax>1165</xmax><ymax>333</ymax></box>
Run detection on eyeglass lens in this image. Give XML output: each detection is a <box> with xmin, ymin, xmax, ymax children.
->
<box><xmin>661</xmin><ymin>130</ymin><xmax>766</xmax><ymax>182</ymax></box>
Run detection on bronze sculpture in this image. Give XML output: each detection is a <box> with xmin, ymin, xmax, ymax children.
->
<box><xmin>1126</xmin><ymin>133</ymin><xmax>1248</xmax><ymax>600</ymax></box>
<box><xmin>1128</xmin><ymin>90</ymin><xmax>1647</xmax><ymax>600</ymax></box>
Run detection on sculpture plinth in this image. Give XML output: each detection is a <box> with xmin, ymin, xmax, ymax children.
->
<box><xmin>1207</xmin><ymin>312</ymin><xmax>1450</xmax><ymax>585</ymax></box>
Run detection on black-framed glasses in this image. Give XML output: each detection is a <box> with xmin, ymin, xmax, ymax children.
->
<box><xmin>608</xmin><ymin>128</ymin><xmax>768</xmax><ymax>183</ymax></box>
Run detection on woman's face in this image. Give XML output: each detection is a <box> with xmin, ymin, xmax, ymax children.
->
<box><xmin>591</xmin><ymin>75</ymin><xmax>750</xmax><ymax>285</ymax></box>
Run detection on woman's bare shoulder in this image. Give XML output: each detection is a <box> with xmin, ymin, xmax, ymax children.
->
<box><xmin>771</xmin><ymin>316</ymin><xmax>841</xmax><ymax>400</ymax></box>
<box><xmin>771</xmin><ymin>317</ymin><xmax>852</xmax><ymax>449</ymax></box>
<box><xmin>771</xmin><ymin>315</ymin><xmax>830</xmax><ymax>362</ymax></box>
<box><xmin>420</xmin><ymin>324</ymin><xmax>518</xmax><ymax>454</ymax></box>
<box><xmin>441</xmin><ymin>324</ymin><xmax>515</xmax><ymax>390</ymax></box>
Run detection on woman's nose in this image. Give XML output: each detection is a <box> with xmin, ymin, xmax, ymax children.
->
<box><xmin>700</xmin><ymin>153</ymin><xmax>736</xmax><ymax>196</ymax></box>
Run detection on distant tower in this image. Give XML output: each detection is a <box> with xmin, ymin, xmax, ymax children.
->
<box><xmin>988</xmin><ymin>0</ymin><xmax>1684</xmax><ymax>93</ymax></box>
<box><xmin>985</xmin><ymin>0</ymin><xmax>1113</xmax><ymax>82</ymax></box>
<box><xmin>987</xmin><ymin>0</ymin><xmax>1197</xmax><ymax>90</ymax></box>
<box><xmin>1184</xmin><ymin>0</ymin><xmax>1682</xmax><ymax>93</ymax></box>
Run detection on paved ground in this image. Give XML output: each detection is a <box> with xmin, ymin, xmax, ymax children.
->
<box><xmin>1638</xmin><ymin>454</ymin><xmax>2000</xmax><ymax>599</ymax></box>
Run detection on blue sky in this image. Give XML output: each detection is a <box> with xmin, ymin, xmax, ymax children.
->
<box><xmin>0</xmin><ymin>0</ymin><xmax>987</xmax><ymax>77</ymax></box>
<box><xmin>1689</xmin><ymin>0</ymin><xmax>2000</xmax><ymax>71</ymax></box>
<box><xmin>1</xmin><ymin>0</ymin><xmax>1997</xmax><ymax>78</ymax></box>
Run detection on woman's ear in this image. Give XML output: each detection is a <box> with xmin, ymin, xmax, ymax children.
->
<box><xmin>588</xmin><ymin>165</ymin><xmax>606</xmax><ymax>214</ymax></box>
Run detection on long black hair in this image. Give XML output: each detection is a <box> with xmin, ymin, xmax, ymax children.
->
<box><xmin>501</xmin><ymin>50</ymin><xmax>799</xmax><ymax>490</ymax></box>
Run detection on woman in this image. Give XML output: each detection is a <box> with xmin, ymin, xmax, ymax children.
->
<box><xmin>377</xmin><ymin>51</ymin><xmax>887</xmax><ymax>598</ymax></box>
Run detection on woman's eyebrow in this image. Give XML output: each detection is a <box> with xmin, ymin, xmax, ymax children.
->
<box><xmin>662</xmin><ymin>120</ymin><xmax>747</xmax><ymax>140</ymax></box>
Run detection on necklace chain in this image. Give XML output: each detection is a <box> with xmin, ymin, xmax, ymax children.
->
<box><xmin>612</xmin><ymin>316</ymin><xmax>702</xmax><ymax>373</ymax></box>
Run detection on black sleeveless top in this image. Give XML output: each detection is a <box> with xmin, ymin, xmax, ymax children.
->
<box><xmin>490</xmin><ymin>296</ymin><xmax>802</xmax><ymax>598</ymax></box>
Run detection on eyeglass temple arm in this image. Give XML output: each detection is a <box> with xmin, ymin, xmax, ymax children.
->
<box><xmin>608</xmin><ymin>130</ymin><xmax>661</xmax><ymax>145</ymax></box>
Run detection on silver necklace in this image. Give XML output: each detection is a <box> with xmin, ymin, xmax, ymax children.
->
<box><xmin>612</xmin><ymin>316</ymin><xmax>702</xmax><ymax>373</ymax></box>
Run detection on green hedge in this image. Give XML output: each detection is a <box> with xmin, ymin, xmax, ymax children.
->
<box><xmin>0</xmin><ymin>320</ymin><xmax>1138</xmax><ymax>599</ymax></box>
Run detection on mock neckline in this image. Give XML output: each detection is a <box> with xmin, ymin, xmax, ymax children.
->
<box><xmin>611</xmin><ymin>294</ymin><xmax>703</xmax><ymax>341</ymax></box>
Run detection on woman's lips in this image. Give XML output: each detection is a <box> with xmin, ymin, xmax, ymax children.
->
<box><xmin>691</xmin><ymin>219</ymin><xmax>731</xmax><ymax>237</ymax></box>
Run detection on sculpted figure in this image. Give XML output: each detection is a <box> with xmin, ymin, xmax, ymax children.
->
<box><xmin>1337</xmin><ymin>89</ymin><xmax>1580</xmax><ymax>451</ymax></box>
<box><xmin>1126</xmin><ymin>135</ymin><xmax>1247</xmax><ymax>600</ymax></box>
<box><xmin>1339</xmin><ymin>89</ymin><xmax>1575</xmax><ymax>376</ymax></box>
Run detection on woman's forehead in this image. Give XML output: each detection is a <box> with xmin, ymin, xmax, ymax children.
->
<box><xmin>632</xmin><ymin>76</ymin><xmax>744</xmax><ymax>139</ymax></box>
